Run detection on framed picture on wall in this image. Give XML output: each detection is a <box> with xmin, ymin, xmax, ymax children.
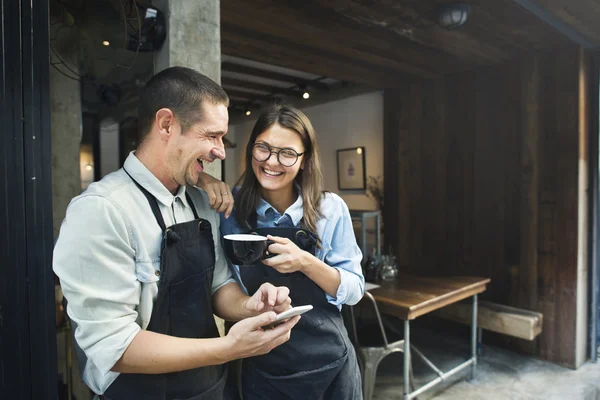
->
<box><xmin>337</xmin><ymin>147</ymin><xmax>366</xmax><ymax>190</ymax></box>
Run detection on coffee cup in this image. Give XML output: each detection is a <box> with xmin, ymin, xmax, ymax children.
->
<box><xmin>222</xmin><ymin>234</ymin><xmax>275</xmax><ymax>266</ymax></box>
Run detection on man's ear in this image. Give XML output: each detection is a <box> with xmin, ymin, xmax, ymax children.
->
<box><xmin>155</xmin><ymin>108</ymin><xmax>175</xmax><ymax>138</ymax></box>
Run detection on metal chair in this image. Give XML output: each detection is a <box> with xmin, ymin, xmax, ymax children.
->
<box><xmin>344</xmin><ymin>291</ymin><xmax>415</xmax><ymax>400</ymax></box>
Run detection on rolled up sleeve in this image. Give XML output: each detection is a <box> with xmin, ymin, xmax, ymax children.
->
<box><xmin>53</xmin><ymin>196</ymin><xmax>141</xmax><ymax>376</ymax></box>
<box><xmin>324</xmin><ymin>199</ymin><xmax>365</xmax><ymax>307</ymax></box>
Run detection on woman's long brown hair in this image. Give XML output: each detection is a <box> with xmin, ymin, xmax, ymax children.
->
<box><xmin>235</xmin><ymin>103</ymin><xmax>324</xmax><ymax>235</ymax></box>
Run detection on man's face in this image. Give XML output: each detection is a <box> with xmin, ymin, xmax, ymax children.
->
<box><xmin>166</xmin><ymin>102</ymin><xmax>228</xmax><ymax>189</ymax></box>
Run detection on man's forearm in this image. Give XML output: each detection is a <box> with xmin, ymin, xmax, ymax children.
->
<box><xmin>212</xmin><ymin>282</ymin><xmax>255</xmax><ymax>321</ymax></box>
<box><xmin>112</xmin><ymin>330</ymin><xmax>234</xmax><ymax>374</ymax></box>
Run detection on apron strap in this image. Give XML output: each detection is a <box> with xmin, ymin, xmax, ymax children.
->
<box><xmin>123</xmin><ymin>168</ymin><xmax>167</xmax><ymax>232</ymax></box>
<box><xmin>123</xmin><ymin>168</ymin><xmax>201</xmax><ymax>232</ymax></box>
<box><xmin>185</xmin><ymin>191</ymin><xmax>200</xmax><ymax>220</ymax></box>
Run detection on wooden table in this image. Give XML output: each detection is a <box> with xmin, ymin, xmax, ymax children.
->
<box><xmin>369</xmin><ymin>274</ymin><xmax>490</xmax><ymax>320</ymax></box>
<box><xmin>365</xmin><ymin>274</ymin><xmax>491</xmax><ymax>400</ymax></box>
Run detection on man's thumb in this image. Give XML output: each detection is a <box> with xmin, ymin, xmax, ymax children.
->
<box><xmin>250</xmin><ymin>311</ymin><xmax>277</xmax><ymax>327</ymax></box>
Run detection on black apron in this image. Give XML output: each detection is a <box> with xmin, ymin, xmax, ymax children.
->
<box><xmin>239</xmin><ymin>226</ymin><xmax>362</xmax><ymax>400</ymax></box>
<box><xmin>103</xmin><ymin>172</ymin><xmax>236</xmax><ymax>400</ymax></box>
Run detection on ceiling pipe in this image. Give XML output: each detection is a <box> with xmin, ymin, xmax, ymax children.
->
<box><xmin>512</xmin><ymin>0</ymin><xmax>597</xmax><ymax>49</ymax></box>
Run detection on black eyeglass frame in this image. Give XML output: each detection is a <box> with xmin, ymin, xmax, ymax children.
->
<box><xmin>252</xmin><ymin>143</ymin><xmax>305</xmax><ymax>167</ymax></box>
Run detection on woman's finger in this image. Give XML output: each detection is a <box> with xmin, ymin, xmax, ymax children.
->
<box><xmin>216</xmin><ymin>183</ymin><xmax>231</xmax><ymax>213</ymax></box>
<box><xmin>266</xmin><ymin>235</ymin><xmax>289</xmax><ymax>244</ymax></box>
<box><xmin>267</xmin><ymin>242</ymin><xmax>288</xmax><ymax>255</ymax></box>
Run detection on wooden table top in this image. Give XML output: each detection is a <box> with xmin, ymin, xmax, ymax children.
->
<box><xmin>368</xmin><ymin>274</ymin><xmax>491</xmax><ymax>320</ymax></box>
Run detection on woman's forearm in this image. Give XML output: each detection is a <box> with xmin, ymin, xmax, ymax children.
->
<box><xmin>300</xmin><ymin>253</ymin><xmax>341</xmax><ymax>298</ymax></box>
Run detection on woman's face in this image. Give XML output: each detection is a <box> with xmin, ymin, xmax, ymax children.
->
<box><xmin>251</xmin><ymin>123</ymin><xmax>305</xmax><ymax>197</ymax></box>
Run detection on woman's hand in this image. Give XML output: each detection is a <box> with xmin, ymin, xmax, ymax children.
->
<box><xmin>243</xmin><ymin>282</ymin><xmax>292</xmax><ymax>315</ymax></box>
<box><xmin>262</xmin><ymin>235</ymin><xmax>314</xmax><ymax>274</ymax></box>
<box><xmin>195</xmin><ymin>172</ymin><xmax>234</xmax><ymax>218</ymax></box>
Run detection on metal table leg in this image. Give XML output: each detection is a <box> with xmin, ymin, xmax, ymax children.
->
<box><xmin>388</xmin><ymin>295</ymin><xmax>480</xmax><ymax>400</ymax></box>
<box><xmin>470</xmin><ymin>294</ymin><xmax>478</xmax><ymax>380</ymax></box>
<box><xmin>404</xmin><ymin>319</ymin><xmax>410</xmax><ymax>400</ymax></box>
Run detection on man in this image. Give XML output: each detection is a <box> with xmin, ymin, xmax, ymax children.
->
<box><xmin>53</xmin><ymin>66</ymin><xmax>300</xmax><ymax>399</ymax></box>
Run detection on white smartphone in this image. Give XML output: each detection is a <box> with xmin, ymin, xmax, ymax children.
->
<box><xmin>275</xmin><ymin>305</ymin><xmax>313</xmax><ymax>321</ymax></box>
<box><xmin>264</xmin><ymin>305</ymin><xmax>313</xmax><ymax>329</ymax></box>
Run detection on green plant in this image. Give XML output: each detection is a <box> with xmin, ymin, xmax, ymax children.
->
<box><xmin>366</xmin><ymin>175</ymin><xmax>384</xmax><ymax>211</ymax></box>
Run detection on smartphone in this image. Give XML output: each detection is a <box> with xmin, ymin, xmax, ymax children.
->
<box><xmin>263</xmin><ymin>305</ymin><xmax>313</xmax><ymax>329</ymax></box>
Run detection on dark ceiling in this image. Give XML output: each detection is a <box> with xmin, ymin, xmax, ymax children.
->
<box><xmin>49</xmin><ymin>0</ymin><xmax>600</xmax><ymax>120</ymax></box>
<box><xmin>220</xmin><ymin>0</ymin><xmax>600</xmax><ymax>87</ymax></box>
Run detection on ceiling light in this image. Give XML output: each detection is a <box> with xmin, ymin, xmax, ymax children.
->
<box><xmin>245</xmin><ymin>109</ymin><xmax>251</xmax><ymax>116</ymax></box>
<box><xmin>302</xmin><ymin>92</ymin><xmax>310</xmax><ymax>99</ymax></box>
<box><xmin>102</xmin><ymin>40</ymin><xmax>110</xmax><ymax>46</ymax></box>
<box><xmin>438</xmin><ymin>4</ymin><xmax>471</xmax><ymax>30</ymax></box>
<box><xmin>85</xmin><ymin>163</ymin><xmax>93</xmax><ymax>171</ymax></box>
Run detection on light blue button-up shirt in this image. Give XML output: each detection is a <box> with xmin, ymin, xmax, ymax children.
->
<box><xmin>221</xmin><ymin>189</ymin><xmax>365</xmax><ymax>308</ymax></box>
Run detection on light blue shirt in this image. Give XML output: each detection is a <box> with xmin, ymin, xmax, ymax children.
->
<box><xmin>221</xmin><ymin>189</ymin><xmax>365</xmax><ymax>309</ymax></box>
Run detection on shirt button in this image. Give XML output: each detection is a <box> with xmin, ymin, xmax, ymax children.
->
<box><xmin>155</xmin><ymin>270</ymin><xmax>160</xmax><ymax>277</ymax></box>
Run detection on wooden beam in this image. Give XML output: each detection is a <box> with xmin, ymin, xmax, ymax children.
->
<box><xmin>222</xmin><ymin>0</ymin><xmax>469</xmax><ymax>75</ymax></box>
<box><xmin>221</xmin><ymin>76</ymin><xmax>301</xmax><ymax>98</ymax></box>
<box><xmin>222</xmin><ymin>87</ymin><xmax>278</xmax><ymax>102</ymax></box>
<box><xmin>310</xmin><ymin>0</ymin><xmax>570</xmax><ymax>62</ymax></box>
<box><xmin>514</xmin><ymin>0</ymin><xmax>600</xmax><ymax>48</ymax></box>
<box><xmin>221</xmin><ymin>62</ymin><xmax>329</xmax><ymax>91</ymax></box>
<box><xmin>221</xmin><ymin>29</ymin><xmax>403</xmax><ymax>87</ymax></box>
<box><xmin>221</xmin><ymin>3</ymin><xmax>434</xmax><ymax>80</ymax></box>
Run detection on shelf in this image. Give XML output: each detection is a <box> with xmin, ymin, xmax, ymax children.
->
<box><xmin>349</xmin><ymin>209</ymin><xmax>381</xmax><ymax>259</ymax></box>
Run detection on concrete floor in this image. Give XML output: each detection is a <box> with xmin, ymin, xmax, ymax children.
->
<box><xmin>372</xmin><ymin>328</ymin><xmax>600</xmax><ymax>400</ymax></box>
<box><xmin>57</xmin><ymin>321</ymin><xmax>600</xmax><ymax>400</ymax></box>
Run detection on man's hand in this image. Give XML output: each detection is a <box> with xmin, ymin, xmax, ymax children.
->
<box><xmin>244</xmin><ymin>283</ymin><xmax>292</xmax><ymax>314</ymax></box>
<box><xmin>226</xmin><ymin>312</ymin><xmax>300</xmax><ymax>359</ymax></box>
<box><xmin>262</xmin><ymin>235</ymin><xmax>314</xmax><ymax>274</ymax></box>
<box><xmin>195</xmin><ymin>172</ymin><xmax>234</xmax><ymax>218</ymax></box>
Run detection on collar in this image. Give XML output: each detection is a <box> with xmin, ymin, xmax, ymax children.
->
<box><xmin>256</xmin><ymin>185</ymin><xmax>304</xmax><ymax>226</ymax></box>
<box><xmin>123</xmin><ymin>152</ymin><xmax>188</xmax><ymax>208</ymax></box>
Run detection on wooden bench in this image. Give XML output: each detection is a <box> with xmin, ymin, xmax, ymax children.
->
<box><xmin>433</xmin><ymin>300</ymin><xmax>543</xmax><ymax>341</ymax></box>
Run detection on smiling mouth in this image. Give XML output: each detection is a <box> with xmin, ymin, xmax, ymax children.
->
<box><xmin>262</xmin><ymin>167</ymin><xmax>283</xmax><ymax>177</ymax></box>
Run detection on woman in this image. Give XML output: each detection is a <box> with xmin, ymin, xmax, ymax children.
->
<box><xmin>202</xmin><ymin>104</ymin><xmax>364</xmax><ymax>399</ymax></box>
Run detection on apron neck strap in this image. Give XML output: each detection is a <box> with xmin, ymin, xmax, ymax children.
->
<box><xmin>123</xmin><ymin>169</ymin><xmax>201</xmax><ymax>231</ymax></box>
<box><xmin>185</xmin><ymin>191</ymin><xmax>200</xmax><ymax>220</ymax></box>
<box><xmin>123</xmin><ymin>168</ymin><xmax>167</xmax><ymax>232</ymax></box>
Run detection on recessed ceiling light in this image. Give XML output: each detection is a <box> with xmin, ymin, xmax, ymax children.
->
<box><xmin>102</xmin><ymin>40</ymin><xmax>110</xmax><ymax>46</ymax></box>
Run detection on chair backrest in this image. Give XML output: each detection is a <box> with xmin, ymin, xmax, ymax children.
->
<box><xmin>343</xmin><ymin>291</ymin><xmax>390</xmax><ymax>348</ymax></box>
<box><xmin>62</xmin><ymin>297</ymin><xmax>89</xmax><ymax>377</ymax></box>
<box><xmin>341</xmin><ymin>304</ymin><xmax>360</xmax><ymax>346</ymax></box>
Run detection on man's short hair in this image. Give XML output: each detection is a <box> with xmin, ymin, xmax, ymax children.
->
<box><xmin>137</xmin><ymin>66</ymin><xmax>229</xmax><ymax>141</ymax></box>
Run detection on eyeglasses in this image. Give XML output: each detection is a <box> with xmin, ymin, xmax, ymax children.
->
<box><xmin>252</xmin><ymin>143</ymin><xmax>305</xmax><ymax>167</ymax></box>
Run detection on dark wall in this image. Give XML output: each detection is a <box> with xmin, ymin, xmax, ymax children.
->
<box><xmin>383</xmin><ymin>44</ymin><xmax>594</xmax><ymax>368</ymax></box>
<box><xmin>0</xmin><ymin>0</ymin><xmax>57</xmax><ymax>398</ymax></box>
